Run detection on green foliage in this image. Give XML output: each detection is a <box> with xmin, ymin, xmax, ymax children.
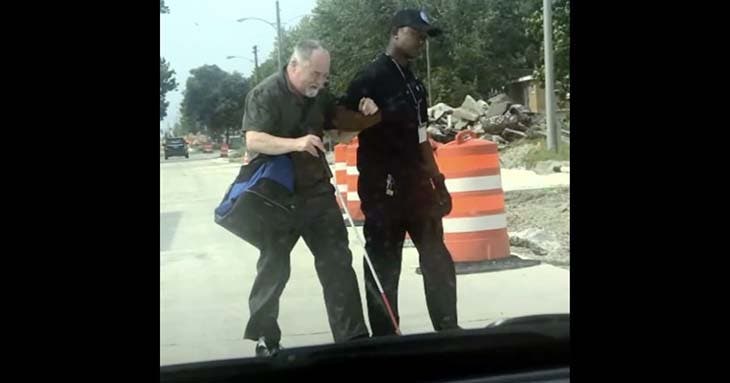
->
<box><xmin>160</xmin><ymin>2</ymin><xmax>176</xmax><ymax>121</ymax></box>
<box><xmin>524</xmin><ymin>139</ymin><xmax>570</xmax><ymax>168</ymax></box>
<box><xmin>525</xmin><ymin>0</ymin><xmax>570</xmax><ymax>100</ymax></box>
<box><xmin>181</xmin><ymin>66</ymin><xmax>251</xmax><ymax>141</ymax></box>
<box><xmin>250</xmin><ymin>0</ymin><xmax>545</xmax><ymax>105</ymax></box>
<box><xmin>173</xmin><ymin>114</ymin><xmax>202</xmax><ymax>137</ymax></box>
<box><xmin>160</xmin><ymin>57</ymin><xmax>178</xmax><ymax>121</ymax></box>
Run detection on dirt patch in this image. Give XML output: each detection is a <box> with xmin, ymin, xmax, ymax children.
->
<box><xmin>505</xmin><ymin>186</ymin><xmax>569</xmax><ymax>267</ymax></box>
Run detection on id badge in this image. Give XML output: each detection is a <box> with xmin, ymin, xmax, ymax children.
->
<box><xmin>418</xmin><ymin>122</ymin><xmax>428</xmax><ymax>144</ymax></box>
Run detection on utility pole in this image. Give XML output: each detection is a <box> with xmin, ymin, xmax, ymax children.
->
<box><xmin>276</xmin><ymin>0</ymin><xmax>283</xmax><ymax>70</ymax></box>
<box><xmin>543</xmin><ymin>0</ymin><xmax>559</xmax><ymax>152</ymax></box>
<box><xmin>235</xmin><ymin>2</ymin><xmax>285</xmax><ymax>69</ymax></box>
<box><xmin>252</xmin><ymin>45</ymin><xmax>259</xmax><ymax>82</ymax></box>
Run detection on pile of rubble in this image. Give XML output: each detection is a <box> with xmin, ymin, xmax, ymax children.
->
<box><xmin>427</xmin><ymin>94</ymin><xmax>547</xmax><ymax>146</ymax></box>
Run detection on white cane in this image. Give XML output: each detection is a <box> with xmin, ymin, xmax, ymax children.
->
<box><xmin>320</xmin><ymin>148</ymin><xmax>402</xmax><ymax>336</ymax></box>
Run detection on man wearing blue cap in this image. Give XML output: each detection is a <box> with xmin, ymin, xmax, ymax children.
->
<box><xmin>345</xmin><ymin>9</ymin><xmax>459</xmax><ymax>336</ymax></box>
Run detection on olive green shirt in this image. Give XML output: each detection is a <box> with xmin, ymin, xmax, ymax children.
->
<box><xmin>242</xmin><ymin>67</ymin><xmax>337</xmax><ymax>195</ymax></box>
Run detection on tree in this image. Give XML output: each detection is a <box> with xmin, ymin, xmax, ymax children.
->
<box><xmin>173</xmin><ymin>113</ymin><xmax>202</xmax><ymax>137</ymax></box>
<box><xmin>180</xmin><ymin>65</ymin><xmax>250</xmax><ymax>143</ymax></box>
<box><xmin>250</xmin><ymin>0</ymin><xmax>543</xmax><ymax>106</ymax></box>
<box><xmin>419</xmin><ymin>0</ymin><xmax>542</xmax><ymax>104</ymax></box>
<box><xmin>160</xmin><ymin>57</ymin><xmax>178</xmax><ymax>121</ymax></box>
<box><xmin>210</xmin><ymin>72</ymin><xmax>250</xmax><ymax>143</ymax></box>
<box><xmin>181</xmin><ymin>65</ymin><xmax>228</xmax><ymax>137</ymax></box>
<box><xmin>526</xmin><ymin>0</ymin><xmax>570</xmax><ymax>101</ymax></box>
<box><xmin>305</xmin><ymin>0</ymin><xmax>398</xmax><ymax>95</ymax></box>
<box><xmin>160</xmin><ymin>0</ymin><xmax>176</xmax><ymax>121</ymax></box>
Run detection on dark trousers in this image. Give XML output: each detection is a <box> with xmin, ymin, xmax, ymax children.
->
<box><xmin>360</xmin><ymin>177</ymin><xmax>458</xmax><ymax>336</ymax></box>
<box><xmin>244</xmin><ymin>190</ymin><xmax>369</xmax><ymax>343</ymax></box>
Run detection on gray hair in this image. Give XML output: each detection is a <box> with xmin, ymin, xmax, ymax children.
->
<box><xmin>289</xmin><ymin>39</ymin><xmax>327</xmax><ymax>65</ymax></box>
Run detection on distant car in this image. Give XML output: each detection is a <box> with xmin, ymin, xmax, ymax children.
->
<box><xmin>164</xmin><ymin>137</ymin><xmax>189</xmax><ymax>160</ymax></box>
<box><xmin>202</xmin><ymin>143</ymin><xmax>213</xmax><ymax>153</ymax></box>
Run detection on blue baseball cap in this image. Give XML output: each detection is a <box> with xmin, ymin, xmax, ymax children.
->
<box><xmin>391</xmin><ymin>9</ymin><xmax>443</xmax><ymax>37</ymax></box>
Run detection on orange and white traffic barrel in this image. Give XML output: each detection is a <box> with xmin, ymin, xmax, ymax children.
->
<box><xmin>345</xmin><ymin>138</ymin><xmax>365</xmax><ymax>224</ymax></box>
<box><xmin>220</xmin><ymin>143</ymin><xmax>229</xmax><ymax>158</ymax></box>
<box><xmin>434</xmin><ymin>130</ymin><xmax>538</xmax><ymax>274</ymax></box>
<box><xmin>334</xmin><ymin>144</ymin><xmax>348</xmax><ymax>212</ymax></box>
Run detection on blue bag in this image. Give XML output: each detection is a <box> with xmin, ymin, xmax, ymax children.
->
<box><xmin>214</xmin><ymin>155</ymin><xmax>296</xmax><ymax>249</ymax></box>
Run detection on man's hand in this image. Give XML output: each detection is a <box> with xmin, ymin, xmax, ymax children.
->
<box><xmin>431</xmin><ymin>173</ymin><xmax>453</xmax><ymax>217</ymax></box>
<box><xmin>359</xmin><ymin>97</ymin><xmax>379</xmax><ymax>116</ymax></box>
<box><xmin>293</xmin><ymin>134</ymin><xmax>326</xmax><ymax>157</ymax></box>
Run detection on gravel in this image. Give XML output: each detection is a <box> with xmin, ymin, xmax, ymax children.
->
<box><xmin>499</xmin><ymin>140</ymin><xmax>540</xmax><ymax>169</ymax></box>
<box><xmin>505</xmin><ymin>186</ymin><xmax>570</xmax><ymax>268</ymax></box>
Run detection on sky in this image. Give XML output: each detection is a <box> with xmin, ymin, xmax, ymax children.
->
<box><xmin>160</xmin><ymin>0</ymin><xmax>318</xmax><ymax>132</ymax></box>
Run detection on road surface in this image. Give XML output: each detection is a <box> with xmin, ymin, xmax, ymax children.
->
<box><xmin>160</xmin><ymin>151</ymin><xmax>221</xmax><ymax>163</ymax></box>
<box><xmin>160</xmin><ymin>157</ymin><xmax>570</xmax><ymax>365</ymax></box>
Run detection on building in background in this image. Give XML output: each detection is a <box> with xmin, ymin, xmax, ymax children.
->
<box><xmin>506</xmin><ymin>75</ymin><xmax>568</xmax><ymax>114</ymax></box>
<box><xmin>507</xmin><ymin>75</ymin><xmax>544</xmax><ymax>113</ymax></box>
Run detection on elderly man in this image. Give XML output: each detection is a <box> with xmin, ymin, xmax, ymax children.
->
<box><xmin>241</xmin><ymin>39</ymin><xmax>380</xmax><ymax>356</ymax></box>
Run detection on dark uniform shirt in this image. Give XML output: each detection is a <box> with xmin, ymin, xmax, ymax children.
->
<box><xmin>342</xmin><ymin>53</ymin><xmax>430</xmax><ymax>196</ymax></box>
<box><xmin>242</xmin><ymin>66</ymin><xmax>337</xmax><ymax>196</ymax></box>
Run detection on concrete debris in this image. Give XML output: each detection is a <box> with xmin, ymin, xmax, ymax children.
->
<box><xmin>460</xmin><ymin>95</ymin><xmax>482</xmax><ymax>116</ymax></box>
<box><xmin>509</xmin><ymin>104</ymin><xmax>532</xmax><ymax>116</ymax></box>
<box><xmin>477</xmin><ymin>99</ymin><xmax>489</xmax><ymax>112</ymax></box>
<box><xmin>452</xmin><ymin>107</ymin><xmax>480</xmax><ymax>122</ymax></box>
<box><xmin>503</xmin><ymin>128</ymin><xmax>527</xmax><ymax>140</ymax></box>
<box><xmin>428</xmin><ymin>102</ymin><xmax>454</xmax><ymax>121</ymax></box>
<box><xmin>490</xmin><ymin>135</ymin><xmax>508</xmax><ymax>145</ymax></box>
<box><xmin>427</xmin><ymin>124</ymin><xmax>455</xmax><ymax>143</ymax></box>
<box><xmin>485</xmin><ymin>101</ymin><xmax>511</xmax><ymax>118</ymax></box>
<box><xmin>426</xmin><ymin>93</ymin><xmax>565</xmax><ymax>148</ymax></box>
<box><xmin>509</xmin><ymin>228</ymin><xmax>561</xmax><ymax>256</ymax></box>
<box><xmin>506</xmin><ymin>187</ymin><xmax>570</xmax><ymax>267</ymax></box>
<box><xmin>427</xmin><ymin>125</ymin><xmax>444</xmax><ymax>136</ymax></box>
<box><xmin>454</xmin><ymin>119</ymin><xmax>469</xmax><ymax>131</ymax></box>
<box><xmin>488</xmin><ymin>93</ymin><xmax>511</xmax><ymax>104</ymax></box>
<box><xmin>471</xmin><ymin>122</ymin><xmax>485</xmax><ymax>135</ymax></box>
<box><xmin>534</xmin><ymin>160</ymin><xmax>571</xmax><ymax>175</ymax></box>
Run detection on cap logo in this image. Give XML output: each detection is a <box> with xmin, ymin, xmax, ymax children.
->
<box><xmin>420</xmin><ymin>10</ymin><xmax>430</xmax><ymax>24</ymax></box>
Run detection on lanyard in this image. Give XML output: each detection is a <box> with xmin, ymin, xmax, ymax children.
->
<box><xmin>387</xmin><ymin>55</ymin><xmax>423</xmax><ymax>126</ymax></box>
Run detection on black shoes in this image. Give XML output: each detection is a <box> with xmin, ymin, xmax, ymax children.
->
<box><xmin>255</xmin><ymin>337</ymin><xmax>282</xmax><ymax>357</ymax></box>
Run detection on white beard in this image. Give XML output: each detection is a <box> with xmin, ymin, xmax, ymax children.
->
<box><xmin>304</xmin><ymin>87</ymin><xmax>320</xmax><ymax>98</ymax></box>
